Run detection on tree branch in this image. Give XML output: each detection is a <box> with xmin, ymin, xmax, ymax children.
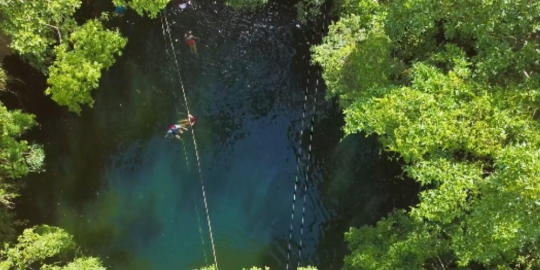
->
<box><xmin>43</xmin><ymin>23</ymin><xmax>62</xmax><ymax>43</ymax></box>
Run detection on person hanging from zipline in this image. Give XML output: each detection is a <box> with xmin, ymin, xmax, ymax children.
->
<box><xmin>185</xmin><ymin>31</ymin><xmax>199</xmax><ymax>56</ymax></box>
<box><xmin>180</xmin><ymin>114</ymin><xmax>197</xmax><ymax>127</ymax></box>
<box><xmin>165</xmin><ymin>124</ymin><xmax>187</xmax><ymax>140</ymax></box>
<box><xmin>165</xmin><ymin>114</ymin><xmax>197</xmax><ymax>140</ymax></box>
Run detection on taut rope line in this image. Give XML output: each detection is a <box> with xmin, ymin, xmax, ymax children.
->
<box><xmin>159</xmin><ymin>11</ymin><xmax>190</xmax><ymax>171</ymax></box>
<box><xmin>194</xmin><ymin>196</ymin><xmax>209</xmax><ymax>265</ymax></box>
<box><xmin>286</xmin><ymin>32</ymin><xmax>311</xmax><ymax>270</ymax></box>
<box><xmin>286</xmin><ymin>7</ymin><xmax>327</xmax><ymax>269</ymax></box>
<box><xmin>298</xmin><ymin>10</ymin><xmax>326</xmax><ymax>263</ymax></box>
<box><xmin>160</xmin><ymin>11</ymin><xmax>219</xmax><ymax>270</ymax></box>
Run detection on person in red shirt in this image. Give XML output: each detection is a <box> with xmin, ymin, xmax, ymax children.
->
<box><xmin>184</xmin><ymin>31</ymin><xmax>199</xmax><ymax>56</ymax></box>
<box><xmin>179</xmin><ymin>114</ymin><xmax>196</xmax><ymax>127</ymax></box>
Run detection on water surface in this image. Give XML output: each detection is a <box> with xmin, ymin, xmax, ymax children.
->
<box><xmin>10</xmin><ymin>2</ymin><xmax>417</xmax><ymax>269</ymax></box>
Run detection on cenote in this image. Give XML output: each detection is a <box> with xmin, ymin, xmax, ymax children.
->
<box><xmin>5</xmin><ymin>1</ymin><xmax>417</xmax><ymax>269</ymax></box>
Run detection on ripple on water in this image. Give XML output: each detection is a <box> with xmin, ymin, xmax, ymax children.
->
<box><xmin>17</xmin><ymin>1</ymin><xmax>415</xmax><ymax>270</ymax></box>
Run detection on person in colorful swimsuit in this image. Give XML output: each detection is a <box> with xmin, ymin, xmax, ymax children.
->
<box><xmin>184</xmin><ymin>31</ymin><xmax>199</xmax><ymax>56</ymax></box>
<box><xmin>165</xmin><ymin>114</ymin><xmax>196</xmax><ymax>140</ymax></box>
<box><xmin>166</xmin><ymin>124</ymin><xmax>187</xmax><ymax>140</ymax></box>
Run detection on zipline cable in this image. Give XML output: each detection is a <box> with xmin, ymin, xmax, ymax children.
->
<box><xmin>298</xmin><ymin>10</ymin><xmax>327</xmax><ymax>264</ymax></box>
<box><xmin>298</xmin><ymin>34</ymin><xmax>316</xmax><ymax>264</ymax></box>
<box><xmin>175</xmin><ymin>106</ymin><xmax>191</xmax><ymax>172</ymax></box>
<box><xmin>160</xmin><ymin>16</ymin><xmax>208</xmax><ymax>268</ymax></box>
<box><xmin>194</xmin><ymin>196</ymin><xmax>209</xmax><ymax>265</ymax></box>
<box><xmin>286</xmin><ymin>29</ymin><xmax>312</xmax><ymax>270</ymax></box>
<box><xmin>160</xmin><ymin>10</ymin><xmax>219</xmax><ymax>270</ymax></box>
<box><xmin>159</xmin><ymin>11</ymin><xmax>190</xmax><ymax>171</ymax></box>
<box><xmin>286</xmin><ymin>8</ymin><xmax>327</xmax><ymax>269</ymax></box>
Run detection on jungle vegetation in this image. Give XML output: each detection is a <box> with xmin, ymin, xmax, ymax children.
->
<box><xmin>313</xmin><ymin>0</ymin><xmax>540</xmax><ymax>268</ymax></box>
<box><xmin>199</xmin><ymin>265</ymin><xmax>317</xmax><ymax>270</ymax></box>
<box><xmin>0</xmin><ymin>65</ymin><xmax>105</xmax><ymax>268</ymax></box>
<box><xmin>0</xmin><ymin>0</ymin><xmax>127</xmax><ymax>114</ymax></box>
<box><xmin>0</xmin><ymin>0</ymin><xmax>133</xmax><ymax>268</ymax></box>
<box><xmin>3</xmin><ymin>0</ymin><xmax>538</xmax><ymax>269</ymax></box>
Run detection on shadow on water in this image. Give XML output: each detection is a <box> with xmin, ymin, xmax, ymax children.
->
<box><xmin>4</xmin><ymin>1</ymin><xmax>420</xmax><ymax>269</ymax></box>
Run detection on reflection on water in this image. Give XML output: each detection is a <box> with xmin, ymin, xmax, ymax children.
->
<box><xmin>12</xmin><ymin>1</ymin><xmax>417</xmax><ymax>270</ymax></box>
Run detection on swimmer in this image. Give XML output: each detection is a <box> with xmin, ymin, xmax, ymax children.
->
<box><xmin>165</xmin><ymin>115</ymin><xmax>196</xmax><ymax>140</ymax></box>
<box><xmin>184</xmin><ymin>31</ymin><xmax>199</xmax><ymax>56</ymax></box>
<box><xmin>165</xmin><ymin>123</ymin><xmax>188</xmax><ymax>140</ymax></box>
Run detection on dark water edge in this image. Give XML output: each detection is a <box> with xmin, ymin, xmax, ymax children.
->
<box><xmin>1</xmin><ymin>1</ymin><xmax>420</xmax><ymax>269</ymax></box>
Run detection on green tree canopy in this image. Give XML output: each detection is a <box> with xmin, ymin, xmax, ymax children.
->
<box><xmin>45</xmin><ymin>19</ymin><xmax>127</xmax><ymax>114</ymax></box>
<box><xmin>112</xmin><ymin>0</ymin><xmax>169</xmax><ymax>18</ymax></box>
<box><xmin>343</xmin><ymin>210</ymin><xmax>448</xmax><ymax>270</ymax></box>
<box><xmin>0</xmin><ymin>225</ymin><xmax>105</xmax><ymax>270</ymax></box>
<box><xmin>0</xmin><ymin>0</ymin><xmax>81</xmax><ymax>72</ymax></box>
<box><xmin>314</xmin><ymin>0</ymin><xmax>540</xmax><ymax>268</ymax></box>
<box><xmin>0</xmin><ymin>1</ymin><xmax>127</xmax><ymax>113</ymax></box>
<box><xmin>0</xmin><ymin>67</ymin><xmax>99</xmax><ymax>269</ymax></box>
<box><xmin>0</xmin><ymin>66</ymin><xmax>44</xmax><ymax>246</ymax></box>
<box><xmin>0</xmin><ymin>88</ymin><xmax>46</xmax><ymax>263</ymax></box>
<box><xmin>0</xmin><ymin>101</ymin><xmax>44</xmax><ymax>207</ymax></box>
<box><xmin>0</xmin><ymin>67</ymin><xmax>7</xmax><ymax>90</ymax></box>
<box><xmin>41</xmin><ymin>257</ymin><xmax>106</xmax><ymax>270</ymax></box>
<box><xmin>199</xmin><ymin>265</ymin><xmax>317</xmax><ymax>270</ymax></box>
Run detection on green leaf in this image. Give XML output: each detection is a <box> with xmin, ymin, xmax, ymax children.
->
<box><xmin>45</xmin><ymin>20</ymin><xmax>127</xmax><ymax>114</ymax></box>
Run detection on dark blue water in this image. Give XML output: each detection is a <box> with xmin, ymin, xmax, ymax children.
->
<box><xmin>8</xmin><ymin>1</ymin><xmax>417</xmax><ymax>269</ymax></box>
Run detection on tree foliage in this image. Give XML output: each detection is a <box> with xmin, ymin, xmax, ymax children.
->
<box><xmin>112</xmin><ymin>0</ymin><xmax>169</xmax><ymax>18</ymax></box>
<box><xmin>343</xmin><ymin>210</ymin><xmax>448</xmax><ymax>270</ymax></box>
<box><xmin>0</xmin><ymin>68</ymin><xmax>6</xmax><ymax>90</ymax></box>
<box><xmin>41</xmin><ymin>257</ymin><xmax>106</xmax><ymax>270</ymax></box>
<box><xmin>313</xmin><ymin>0</ymin><xmax>540</xmax><ymax>268</ymax></box>
<box><xmin>0</xmin><ymin>225</ymin><xmax>105</xmax><ymax>270</ymax></box>
<box><xmin>0</xmin><ymin>0</ymin><xmax>81</xmax><ymax>72</ymax></box>
<box><xmin>45</xmin><ymin>20</ymin><xmax>126</xmax><ymax>114</ymax></box>
<box><xmin>296</xmin><ymin>0</ymin><xmax>324</xmax><ymax>24</ymax></box>
<box><xmin>0</xmin><ymin>67</ymin><xmax>99</xmax><ymax>269</ymax></box>
<box><xmin>0</xmin><ymin>101</ymin><xmax>44</xmax><ymax>207</ymax></box>
<box><xmin>0</xmin><ymin>66</ymin><xmax>49</xmax><ymax>265</ymax></box>
<box><xmin>0</xmin><ymin>1</ymin><xmax>127</xmax><ymax>113</ymax></box>
<box><xmin>223</xmin><ymin>0</ymin><xmax>267</xmax><ymax>10</ymax></box>
<box><xmin>199</xmin><ymin>265</ymin><xmax>316</xmax><ymax>270</ymax></box>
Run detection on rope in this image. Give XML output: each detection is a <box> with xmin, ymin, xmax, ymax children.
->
<box><xmin>175</xmin><ymin>106</ymin><xmax>191</xmax><ymax>171</ymax></box>
<box><xmin>194</xmin><ymin>196</ymin><xmax>209</xmax><ymax>265</ymax></box>
<box><xmin>159</xmin><ymin>12</ymin><xmax>190</xmax><ymax>171</ymax></box>
<box><xmin>160</xmin><ymin>11</ymin><xmax>219</xmax><ymax>270</ymax></box>
<box><xmin>286</xmin><ymin>7</ymin><xmax>327</xmax><ymax>269</ymax></box>
<box><xmin>298</xmin><ymin>9</ymin><xmax>326</xmax><ymax>263</ymax></box>
<box><xmin>286</xmin><ymin>33</ymin><xmax>311</xmax><ymax>270</ymax></box>
<box><xmin>298</xmin><ymin>55</ymin><xmax>317</xmax><ymax>263</ymax></box>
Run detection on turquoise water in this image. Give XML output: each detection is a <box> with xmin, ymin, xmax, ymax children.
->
<box><xmin>11</xmin><ymin>1</ymin><xmax>417</xmax><ymax>269</ymax></box>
